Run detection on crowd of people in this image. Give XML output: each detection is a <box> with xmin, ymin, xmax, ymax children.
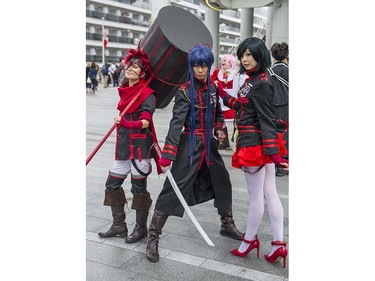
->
<box><xmin>86</xmin><ymin>60</ymin><xmax>124</xmax><ymax>93</ymax></box>
<box><xmin>88</xmin><ymin>37</ymin><xmax>289</xmax><ymax>269</ymax></box>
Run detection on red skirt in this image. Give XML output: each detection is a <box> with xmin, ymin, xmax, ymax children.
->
<box><xmin>232</xmin><ymin>133</ymin><xmax>287</xmax><ymax>168</ymax></box>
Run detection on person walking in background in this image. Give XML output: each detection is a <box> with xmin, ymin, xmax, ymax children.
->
<box><xmin>211</xmin><ymin>54</ymin><xmax>238</xmax><ymax>150</ymax></box>
<box><xmin>98</xmin><ymin>49</ymin><xmax>159</xmax><ymax>245</ymax></box>
<box><xmin>146</xmin><ymin>45</ymin><xmax>242</xmax><ymax>263</ymax></box>
<box><xmin>269</xmin><ymin>42</ymin><xmax>289</xmax><ymax>177</ymax></box>
<box><xmin>89</xmin><ymin>62</ymin><xmax>98</xmax><ymax>94</ymax></box>
<box><xmin>101</xmin><ymin>62</ymin><xmax>110</xmax><ymax>88</ymax></box>
<box><xmin>118</xmin><ymin>58</ymin><xmax>127</xmax><ymax>86</ymax></box>
<box><xmin>95</xmin><ymin>63</ymin><xmax>101</xmax><ymax>83</ymax></box>
<box><xmin>109</xmin><ymin>62</ymin><xmax>119</xmax><ymax>87</ymax></box>
<box><xmin>217</xmin><ymin>37</ymin><xmax>289</xmax><ymax>268</ymax></box>
<box><xmin>86</xmin><ymin>62</ymin><xmax>92</xmax><ymax>93</ymax></box>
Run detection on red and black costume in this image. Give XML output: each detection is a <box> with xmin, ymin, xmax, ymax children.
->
<box><xmin>115</xmin><ymin>80</ymin><xmax>157</xmax><ymax>166</ymax></box>
<box><xmin>221</xmin><ymin>69</ymin><xmax>287</xmax><ymax>168</ymax></box>
<box><xmin>146</xmin><ymin>45</ymin><xmax>242</xmax><ymax>264</ymax></box>
<box><xmin>155</xmin><ymin>78</ymin><xmax>236</xmax><ymax>217</ymax></box>
<box><xmin>98</xmin><ymin>48</ymin><xmax>160</xmax><ymax>244</ymax></box>
<box><xmin>223</xmin><ymin>38</ymin><xmax>289</xmax><ymax>267</ymax></box>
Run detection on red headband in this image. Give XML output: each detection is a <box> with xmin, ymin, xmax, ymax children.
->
<box><xmin>124</xmin><ymin>48</ymin><xmax>151</xmax><ymax>74</ymax></box>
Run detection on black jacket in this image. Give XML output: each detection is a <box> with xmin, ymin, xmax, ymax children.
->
<box><xmin>222</xmin><ymin>71</ymin><xmax>280</xmax><ymax>155</ymax></box>
<box><xmin>115</xmin><ymin>94</ymin><xmax>156</xmax><ymax>161</ymax></box>
<box><xmin>155</xmin><ymin>78</ymin><xmax>233</xmax><ymax>217</ymax></box>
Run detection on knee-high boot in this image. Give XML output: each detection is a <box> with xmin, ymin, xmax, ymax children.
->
<box><xmin>98</xmin><ymin>172</ymin><xmax>128</xmax><ymax>238</ymax></box>
<box><xmin>98</xmin><ymin>188</ymin><xmax>128</xmax><ymax>238</ymax></box>
<box><xmin>146</xmin><ymin>210</ymin><xmax>168</xmax><ymax>262</ymax></box>
<box><xmin>220</xmin><ymin>208</ymin><xmax>243</xmax><ymax>240</ymax></box>
<box><xmin>125</xmin><ymin>192</ymin><xmax>152</xmax><ymax>243</ymax></box>
<box><xmin>218</xmin><ymin>127</ymin><xmax>230</xmax><ymax>149</ymax></box>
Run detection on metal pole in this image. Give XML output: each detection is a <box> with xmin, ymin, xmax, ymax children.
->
<box><xmin>102</xmin><ymin>17</ymin><xmax>105</xmax><ymax>66</ymax></box>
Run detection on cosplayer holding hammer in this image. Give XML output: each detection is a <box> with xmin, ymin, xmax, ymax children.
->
<box><xmin>98</xmin><ymin>49</ymin><xmax>159</xmax><ymax>245</ymax></box>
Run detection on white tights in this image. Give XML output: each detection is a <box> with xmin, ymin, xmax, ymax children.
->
<box><xmin>237</xmin><ymin>163</ymin><xmax>284</xmax><ymax>254</ymax></box>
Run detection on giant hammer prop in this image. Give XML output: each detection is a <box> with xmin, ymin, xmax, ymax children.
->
<box><xmin>86</xmin><ymin>5</ymin><xmax>213</xmax><ymax>165</ymax></box>
<box><xmin>86</xmin><ymin>6</ymin><xmax>215</xmax><ymax>245</ymax></box>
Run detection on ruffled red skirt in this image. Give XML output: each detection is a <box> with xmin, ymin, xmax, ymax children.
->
<box><xmin>232</xmin><ymin>133</ymin><xmax>287</xmax><ymax>168</ymax></box>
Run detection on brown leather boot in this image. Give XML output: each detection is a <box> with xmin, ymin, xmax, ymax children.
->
<box><xmin>146</xmin><ymin>210</ymin><xmax>168</xmax><ymax>262</ymax></box>
<box><xmin>125</xmin><ymin>209</ymin><xmax>149</xmax><ymax>243</ymax></box>
<box><xmin>220</xmin><ymin>208</ymin><xmax>242</xmax><ymax>240</ymax></box>
<box><xmin>125</xmin><ymin>192</ymin><xmax>152</xmax><ymax>243</ymax></box>
<box><xmin>98</xmin><ymin>187</ymin><xmax>128</xmax><ymax>238</ymax></box>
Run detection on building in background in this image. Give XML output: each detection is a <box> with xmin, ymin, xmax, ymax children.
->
<box><xmin>86</xmin><ymin>0</ymin><xmax>269</xmax><ymax>67</ymax></box>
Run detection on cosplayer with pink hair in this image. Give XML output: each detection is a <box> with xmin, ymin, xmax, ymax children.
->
<box><xmin>145</xmin><ymin>45</ymin><xmax>242</xmax><ymax>263</ymax></box>
<box><xmin>211</xmin><ymin>53</ymin><xmax>238</xmax><ymax>149</ymax></box>
<box><xmin>98</xmin><ymin>48</ymin><xmax>160</xmax><ymax>245</ymax></box>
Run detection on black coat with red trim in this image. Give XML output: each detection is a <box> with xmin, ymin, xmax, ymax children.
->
<box><xmin>222</xmin><ymin>71</ymin><xmax>280</xmax><ymax>155</ymax></box>
<box><xmin>155</xmin><ymin>78</ymin><xmax>233</xmax><ymax>217</ymax></box>
<box><xmin>161</xmin><ymin>79</ymin><xmax>224</xmax><ymax>160</ymax></box>
<box><xmin>115</xmin><ymin>93</ymin><xmax>156</xmax><ymax>161</ymax></box>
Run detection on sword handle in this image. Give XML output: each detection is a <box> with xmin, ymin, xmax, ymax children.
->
<box><xmin>153</xmin><ymin>142</ymin><xmax>163</xmax><ymax>158</ymax></box>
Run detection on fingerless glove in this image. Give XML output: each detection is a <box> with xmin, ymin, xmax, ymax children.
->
<box><xmin>269</xmin><ymin>154</ymin><xmax>288</xmax><ymax>167</ymax></box>
<box><xmin>216</xmin><ymin>83</ymin><xmax>227</xmax><ymax>99</ymax></box>
<box><xmin>120</xmin><ymin>118</ymin><xmax>143</xmax><ymax>129</ymax></box>
<box><xmin>158</xmin><ymin>158</ymin><xmax>172</xmax><ymax>167</ymax></box>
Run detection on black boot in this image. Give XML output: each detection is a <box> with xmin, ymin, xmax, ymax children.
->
<box><xmin>219</xmin><ymin>208</ymin><xmax>242</xmax><ymax>240</ymax></box>
<box><xmin>98</xmin><ymin>188</ymin><xmax>128</xmax><ymax>238</ymax></box>
<box><xmin>218</xmin><ymin>127</ymin><xmax>230</xmax><ymax>149</ymax></box>
<box><xmin>146</xmin><ymin>210</ymin><xmax>168</xmax><ymax>262</ymax></box>
<box><xmin>125</xmin><ymin>192</ymin><xmax>152</xmax><ymax>243</ymax></box>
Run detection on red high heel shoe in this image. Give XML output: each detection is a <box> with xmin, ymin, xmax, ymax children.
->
<box><xmin>264</xmin><ymin>241</ymin><xmax>288</xmax><ymax>268</ymax></box>
<box><xmin>230</xmin><ymin>234</ymin><xmax>260</xmax><ymax>257</ymax></box>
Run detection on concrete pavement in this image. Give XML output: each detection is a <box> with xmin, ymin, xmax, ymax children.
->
<box><xmin>86</xmin><ymin>84</ymin><xmax>289</xmax><ymax>281</ymax></box>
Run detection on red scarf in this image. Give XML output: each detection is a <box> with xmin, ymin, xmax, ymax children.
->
<box><xmin>117</xmin><ymin>79</ymin><xmax>154</xmax><ymax>114</ymax></box>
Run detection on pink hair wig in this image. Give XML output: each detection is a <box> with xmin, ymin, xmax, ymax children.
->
<box><xmin>222</xmin><ymin>54</ymin><xmax>236</xmax><ymax>69</ymax></box>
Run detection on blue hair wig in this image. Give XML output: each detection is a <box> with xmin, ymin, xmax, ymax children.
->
<box><xmin>187</xmin><ymin>45</ymin><xmax>214</xmax><ymax>166</ymax></box>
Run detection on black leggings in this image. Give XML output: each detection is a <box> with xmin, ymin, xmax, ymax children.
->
<box><xmin>90</xmin><ymin>77</ymin><xmax>98</xmax><ymax>89</ymax></box>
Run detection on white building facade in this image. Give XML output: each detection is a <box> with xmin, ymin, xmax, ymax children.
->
<box><xmin>86</xmin><ymin>0</ymin><xmax>270</xmax><ymax>66</ymax></box>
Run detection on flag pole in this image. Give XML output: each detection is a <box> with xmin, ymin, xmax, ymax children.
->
<box><xmin>102</xmin><ymin>17</ymin><xmax>105</xmax><ymax>66</ymax></box>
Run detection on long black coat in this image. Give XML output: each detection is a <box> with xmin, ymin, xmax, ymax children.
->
<box><xmin>155</xmin><ymin>79</ymin><xmax>233</xmax><ymax>217</ymax></box>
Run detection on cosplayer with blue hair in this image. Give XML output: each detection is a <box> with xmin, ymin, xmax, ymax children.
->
<box><xmin>146</xmin><ymin>44</ymin><xmax>243</xmax><ymax>263</ymax></box>
<box><xmin>187</xmin><ymin>45</ymin><xmax>214</xmax><ymax>165</ymax></box>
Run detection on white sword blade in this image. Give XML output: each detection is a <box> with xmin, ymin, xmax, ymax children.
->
<box><xmin>165</xmin><ymin>169</ymin><xmax>215</xmax><ymax>247</ymax></box>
